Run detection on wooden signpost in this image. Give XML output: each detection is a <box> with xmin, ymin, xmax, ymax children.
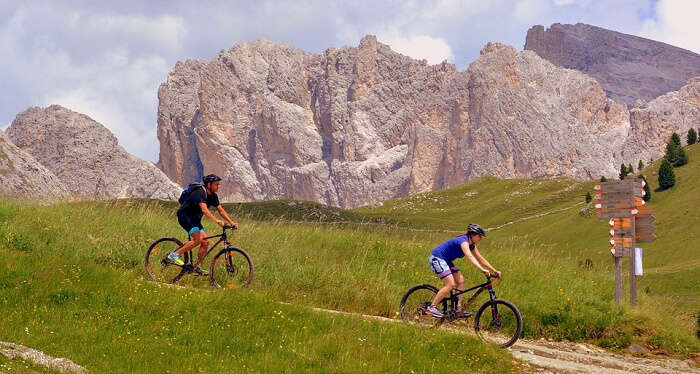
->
<box><xmin>595</xmin><ymin>178</ymin><xmax>655</xmax><ymax>306</ymax></box>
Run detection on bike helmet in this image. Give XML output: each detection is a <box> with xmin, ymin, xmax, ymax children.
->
<box><xmin>466</xmin><ymin>223</ymin><xmax>486</xmax><ymax>237</ymax></box>
<box><xmin>202</xmin><ymin>174</ymin><xmax>222</xmax><ymax>184</ymax></box>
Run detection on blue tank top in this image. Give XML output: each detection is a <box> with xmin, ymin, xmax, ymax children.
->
<box><xmin>431</xmin><ymin>235</ymin><xmax>470</xmax><ymax>262</ymax></box>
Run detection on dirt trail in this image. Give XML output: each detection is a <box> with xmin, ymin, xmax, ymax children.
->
<box><xmin>300</xmin><ymin>305</ymin><xmax>699</xmax><ymax>374</ymax></box>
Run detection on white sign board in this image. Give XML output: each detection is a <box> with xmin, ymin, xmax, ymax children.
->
<box><xmin>635</xmin><ymin>247</ymin><xmax>643</xmax><ymax>276</ymax></box>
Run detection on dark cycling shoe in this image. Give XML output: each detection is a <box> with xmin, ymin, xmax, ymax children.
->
<box><xmin>456</xmin><ymin>309</ymin><xmax>473</xmax><ymax>318</ymax></box>
<box><xmin>192</xmin><ymin>267</ymin><xmax>208</xmax><ymax>276</ymax></box>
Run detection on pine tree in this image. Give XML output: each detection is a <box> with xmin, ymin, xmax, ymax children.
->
<box><xmin>665</xmin><ymin>140</ymin><xmax>680</xmax><ymax>165</ymax></box>
<box><xmin>687</xmin><ymin>128</ymin><xmax>697</xmax><ymax>145</ymax></box>
<box><xmin>638</xmin><ymin>159</ymin><xmax>644</xmax><ymax>171</ymax></box>
<box><xmin>619</xmin><ymin>163</ymin><xmax>628</xmax><ymax>180</ymax></box>
<box><xmin>628</xmin><ymin>163</ymin><xmax>634</xmax><ymax>174</ymax></box>
<box><xmin>600</xmin><ymin>176</ymin><xmax>608</xmax><ymax>182</ymax></box>
<box><xmin>671</xmin><ymin>132</ymin><xmax>681</xmax><ymax>146</ymax></box>
<box><xmin>585</xmin><ymin>192</ymin><xmax>592</xmax><ymax>204</ymax></box>
<box><xmin>658</xmin><ymin>159</ymin><xmax>675</xmax><ymax>190</ymax></box>
<box><xmin>675</xmin><ymin>146</ymin><xmax>688</xmax><ymax>167</ymax></box>
<box><xmin>639</xmin><ymin>174</ymin><xmax>651</xmax><ymax>202</ymax></box>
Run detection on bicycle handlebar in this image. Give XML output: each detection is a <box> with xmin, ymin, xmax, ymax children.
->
<box><xmin>223</xmin><ymin>225</ymin><xmax>237</xmax><ymax>230</ymax></box>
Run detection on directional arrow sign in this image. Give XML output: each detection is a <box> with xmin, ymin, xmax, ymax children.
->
<box><xmin>636</xmin><ymin>215</ymin><xmax>655</xmax><ymax>226</ymax></box>
<box><xmin>636</xmin><ymin>233</ymin><xmax>656</xmax><ymax>243</ymax></box>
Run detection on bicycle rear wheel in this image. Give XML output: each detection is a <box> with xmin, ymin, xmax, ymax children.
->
<box><xmin>474</xmin><ymin>299</ymin><xmax>522</xmax><ymax>348</ymax></box>
<box><xmin>144</xmin><ymin>238</ymin><xmax>190</xmax><ymax>283</ymax></box>
<box><xmin>209</xmin><ymin>247</ymin><xmax>253</xmax><ymax>289</ymax></box>
<box><xmin>399</xmin><ymin>284</ymin><xmax>447</xmax><ymax>327</ymax></box>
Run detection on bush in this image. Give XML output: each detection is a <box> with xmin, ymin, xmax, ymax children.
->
<box><xmin>600</xmin><ymin>176</ymin><xmax>608</xmax><ymax>182</ymax></box>
<box><xmin>585</xmin><ymin>192</ymin><xmax>592</xmax><ymax>204</ymax></box>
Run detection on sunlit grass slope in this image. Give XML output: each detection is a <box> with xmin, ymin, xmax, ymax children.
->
<box><xmin>0</xmin><ymin>202</ymin><xmax>514</xmax><ymax>373</ymax></box>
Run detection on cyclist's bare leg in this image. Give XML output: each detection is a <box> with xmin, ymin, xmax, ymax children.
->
<box><xmin>173</xmin><ymin>231</ymin><xmax>203</xmax><ymax>256</ymax></box>
<box><xmin>452</xmin><ymin>271</ymin><xmax>466</xmax><ymax>309</ymax></box>
<box><xmin>431</xmin><ymin>274</ymin><xmax>456</xmax><ymax>307</ymax></box>
<box><xmin>193</xmin><ymin>235</ymin><xmax>210</xmax><ymax>269</ymax></box>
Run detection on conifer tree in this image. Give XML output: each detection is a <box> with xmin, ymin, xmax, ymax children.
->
<box><xmin>675</xmin><ymin>146</ymin><xmax>688</xmax><ymax>167</ymax></box>
<box><xmin>619</xmin><ymin>163</ymin><xmax>628</xmax><ymax>180</ymax></box>
<box><xmin>638</xmin><ymin>159</ymin><xmax>644</xmax><ymax>171</ymax></box>
<box><xmin>658</xmin><ymin>159</ymin><xmax>675</xmax><ymax>190</ymax></box>
<box><xmin>600</xmin><ymin>176</ymin><xmax>608</xmax><ymax>182</ymax></box>
<box><xmin>665</xmin><ymin>139</ymin><xmax>680</xmax><ymax>165</ymax></box>
<box><xmin>687</xmin><ymin>128</ymin><xmax>697</xmax><ymax>145</ymax></box>
<box><xmin>639</xmin><ymin>174</ymin><xmax>651</xmax><ymax>202</ymax></box>
<box><xmin>628</xmin><ymin>163</ymin><xmax>634</xmax><ymax>174</ymax></box>
<box><xmin>585</xmin><ymin>192</ymin><xmax>592</xmax><ymax>204</ymax></box>
<box><xmin>671</xmin><ymin>132</ymin><xmax>681</xmax><ymax>146</ymax></box>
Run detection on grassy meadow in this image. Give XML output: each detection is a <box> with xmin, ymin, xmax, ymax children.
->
<box><xmin>0</xmin><ymin>144</ymin><xmax>699</xmax><ymax>372</ymax></box>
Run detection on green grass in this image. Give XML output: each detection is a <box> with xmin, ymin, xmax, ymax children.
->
<box><xmin>0</xmin><ymin>201</ymin><xmax>515</xmax><ymax>373</ymax></box>
<box><xmin>1</xmin><ymin>144</ymin><xmax>699</xmax><ymax>371</ymax></box>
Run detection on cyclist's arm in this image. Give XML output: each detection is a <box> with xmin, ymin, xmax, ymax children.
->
<box><xmin>216</xmin><ymin>205</ymin><xmax>237</xmax><ymax>228</ymax></box>
<box><xmin>461</xmin><ymin>242</ymin><xmax>489</xmax><ymax>275</ymax></box>
<box><xmin>199</xmin><ymin>202</ymin><xmax>224</xmax><ymax>226</ymax></box>
<box><xmin>472</xmin><ymin>247</ymin><xmax>500</xmax><ymax>275</ymax></box>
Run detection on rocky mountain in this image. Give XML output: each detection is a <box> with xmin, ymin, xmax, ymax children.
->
<box><xmin>0</xmin><ymin>130</ymin><xmax>68</xmax><ymax>199</ymax></box>
<box><xmin>524</xmin><ymin>23</ymin><xmax>700</xmax><ymax>106</ymax></box>
<box><xmin>7</xmin><ymin>105</ymin><xmax>181</xmax><ymax>200</ymax></box>
<box><xmin>157</xmin><ymin>36</ymin><xmax>700</xmax><ymax>208</ymax></box>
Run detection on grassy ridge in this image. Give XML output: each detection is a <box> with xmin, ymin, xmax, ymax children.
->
<box><xmin>0</xmin><ymin>208</ymin><xmax>514</xmax><ymax>373</ymax></box>
<box><xmin>0</xmin><ymin>145</ymin><xmax>698</xmax><ymax>372</ymax></box>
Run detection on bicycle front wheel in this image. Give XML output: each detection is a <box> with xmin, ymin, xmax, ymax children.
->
<box><xmin>474</xmin><ymin>299</ymin><xmax>522</xmax><ymax>348</ymax></box>
<box><xmin>145</xmin><ymin>237</ymin><xmax>189</xmax><ymax>283</ymax></box>
<box><xmin>210</xmin><ymin>247</ymin><xmax>253</xmax><ymax>289</ymax></box>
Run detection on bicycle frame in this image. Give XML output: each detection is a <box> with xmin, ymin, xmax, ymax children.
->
<box><xmin>446</xmin><ymin>277</ymin><xmax>497</xmax><ymax>312</ymax></box>
<box><xmin>181</xmin><ymin>227</ymin><xmax>234</xmax><ymax>266</ymax></box>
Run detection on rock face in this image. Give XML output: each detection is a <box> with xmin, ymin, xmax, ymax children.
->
<box><xmin>7</xmin><ymin>105</ymin><xmax>181</xmax><ymax>200</ymax></box>
<box><xmin>157</xmin><ymin>36</ymin><xmax>700</xmax><ymax>208</ymax></box>
<box><xmin>0</xmin><ymin>130</ymin><xmax>68</xmax><ymax>199</ymax></box>
<box><xmin>525</xmin><ymin>23</ymin><xmax>700</xmax><ymax>106</ymax></box>
<box><xmin>623</xmin><ymin>76</ymin><xmax>700</xmax><ymax>162</ymax></box>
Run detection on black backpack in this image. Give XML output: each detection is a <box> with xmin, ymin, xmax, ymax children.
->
<box><xmin>178</xmin><ymin>183</ymin><xmax>205</xmax><ymax>205</ymax></box>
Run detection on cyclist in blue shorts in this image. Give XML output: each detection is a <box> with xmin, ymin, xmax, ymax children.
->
<box><xmin>425</xmin><ymin>223</ymin><xmax>500</xmax><ymax>318</ymax></box>
<box><xmin>166</xmin><ymin>174</ymin><xmax>238</xmax><ymax>275</ymax></box>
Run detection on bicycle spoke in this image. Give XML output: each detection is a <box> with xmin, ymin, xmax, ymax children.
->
<box><xmin>400</xmin><ymin>285</ymin><xmax>443</xmax><ymax>328</ymax></box>
<box><xmin>210</xmin><ymin>248</ymin><xmax>253</xmax><ymax>289</ymax></box>
<box><xmin>145</xmin><ymin>238</ymin><xmax>185</xmax><ymax>283</ymax></box>
<box><xmin>474</xmin><ymin>300</ymin><xmax>522</xmax><ymax>348</ymax></box>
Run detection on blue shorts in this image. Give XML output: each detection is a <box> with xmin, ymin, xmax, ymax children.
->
<box><xmin>429</xmin><ymin>255</ymin><xmax>460</xmax><ymax>279</ymax></box>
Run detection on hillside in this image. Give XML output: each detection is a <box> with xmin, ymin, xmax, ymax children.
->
<box><xmin>0</xmin><ymin>145</ymin><xmax>698</xmax><ymax>372</ymax></box>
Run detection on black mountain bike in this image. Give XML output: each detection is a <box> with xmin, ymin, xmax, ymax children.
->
<box><xmin>400</xmin><ymin>274</ymin><xmax>522</xmax><ymax>348</ymax></box>
<box><xmin>144</xmin><ymin>225</ymin><xmax>253</xmax><ymax>289</ymax></box>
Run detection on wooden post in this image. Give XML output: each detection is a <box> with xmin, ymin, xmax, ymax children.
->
<box><xmin>629</xmin><ymin>216</ymin><xmax>637</xmax><ymax>306</ymax></box>
<box><xmin>614</xmin><ymin>256</ymin><xmax>622</xmax><ymax>306</ymax></box>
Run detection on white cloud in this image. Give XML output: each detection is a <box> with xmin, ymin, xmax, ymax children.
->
<box><xmin>0</xmin><ymin>5</ymin><xmax>184</xmax><ymax>161</ymax></box>
<box><xmin>377</xmin><ymin>33</ymin><xmax>454</xmax><ymax>64</ymax></box>
<box><xmin>639</xmin><ymin>0</ymin><xmax>700</xmax><ymax>53</ymax></box>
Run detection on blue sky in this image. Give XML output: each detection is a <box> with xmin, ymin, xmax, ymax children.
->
<box><xmin>1</xmin><ymin>0</ymin><xmax>698</xmax><ymax>162</ymax></box>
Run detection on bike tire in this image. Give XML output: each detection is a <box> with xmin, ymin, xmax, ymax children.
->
<box><xmin>144</xmin><ymin>237</ymin><xmax>190</xmax><ymax>283</ymax></box>
<box><xmin>474</xmin><ymin>299</ymin><xmax>522</xmax><ymax>348</ymax></box>
<box><xmin>209</xmin><ymin>247</ymin><xmax>254</xmax><ymax>289</ymax></box>
<box><xmin>399</xmin><ymin>284</ymin><xmax>447</xmax><ymax>327</ymax></box>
